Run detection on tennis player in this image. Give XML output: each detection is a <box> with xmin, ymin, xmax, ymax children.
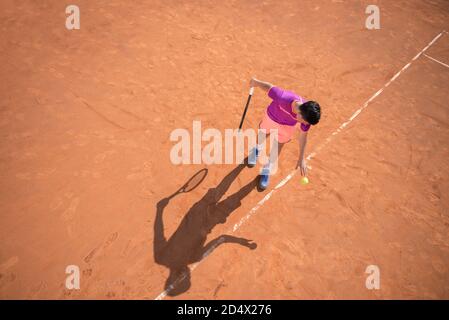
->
<box><xmin>248</xmin><ymin>77</ymin><xmax>321</xmax><ymax>190</ymax></box>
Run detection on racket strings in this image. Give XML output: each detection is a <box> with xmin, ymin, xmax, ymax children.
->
<box><xmin>183</xmin><ymin>169</ymin><xmax>208</xmax><ymax>192</ymax></box>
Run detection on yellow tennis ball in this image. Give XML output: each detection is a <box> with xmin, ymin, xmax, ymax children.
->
<box><xmin>300</xmin><ymin>177</ymin><xmax>309</xmax><ymax>185</ymax></box>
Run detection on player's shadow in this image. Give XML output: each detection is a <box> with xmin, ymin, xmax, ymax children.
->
<box><xmin>154</xmin><ymin>161</ymin><xmax>258</xmax><ymax>296</ymax></box>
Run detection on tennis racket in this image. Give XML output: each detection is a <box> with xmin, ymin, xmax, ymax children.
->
<box><xmin>238</xmin><ymin>87</ymin><xmax>254</xmax><ymax>130</ymax></box>
<box><xmin>167</xmin><ymin>168</ymin><xmax>208</xmax><ymax>200</ymax></box>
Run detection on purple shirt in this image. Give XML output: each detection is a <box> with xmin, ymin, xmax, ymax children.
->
<box><xmin>267</xmin><ymin>86</ymin><xmax>310</xmax><ymax>132</ymax></box>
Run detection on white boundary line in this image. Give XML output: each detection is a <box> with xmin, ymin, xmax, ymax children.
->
<box><xmin>154</xmin><ymin>30</ymin><xmax>446</xmax><ymax>300</ymax></box>
<box><xmin>423</xmin><ymin>53</ymin><xmax>449</xmax><ymax>69</ymax></box>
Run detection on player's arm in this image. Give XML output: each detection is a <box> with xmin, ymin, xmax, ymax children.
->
<box><xmin>250</xmin><ymin>77</ymin><xmax>274</xmax><ymax>92</ymax></box>
<box><xmin>296</xmin><ymin>130</ymin><xmax>308</xmax><ymax>176</ymax></box>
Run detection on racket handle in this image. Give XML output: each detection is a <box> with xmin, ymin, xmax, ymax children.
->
<box><xmin>238</xmin><ymin>90</ymin><xmax>253</xmax><ymax>130</ymax></box>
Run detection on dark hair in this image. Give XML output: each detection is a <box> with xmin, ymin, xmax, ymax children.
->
<box><xmin>299</xmin><ymin>101</ymin><xmax>321</xmax><ymax>125</ymax></box>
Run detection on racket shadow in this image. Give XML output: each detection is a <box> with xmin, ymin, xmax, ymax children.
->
<box><xmin>154</xmin><ymin>160</ymin><xmax>258</xmax><ymax>297</ymax></box>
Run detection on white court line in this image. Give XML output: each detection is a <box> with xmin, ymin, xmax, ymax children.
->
<box><xmin>423</xmin><ymin>53</ymin><xmax>449</xmax><ymax>69</ymax></box>
<box><xmin>154</xmin><ymin>30</ymin><xmax>446</xmax><ymax>300</ymax></box>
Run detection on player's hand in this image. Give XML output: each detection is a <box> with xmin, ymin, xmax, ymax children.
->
<box><xmin>296</xmin><ymin>158</ymin><xmax>308</xmax><ymax>176</ymax></box>
<box><xmin>249</xmin><ymin>77</ymin><xmax>257</xmax><ymax>87</ymax></box>
<box><xmin>242</xmin><ymin>239</ymin><xmax>257</xmax><ymax>250</ymax></box>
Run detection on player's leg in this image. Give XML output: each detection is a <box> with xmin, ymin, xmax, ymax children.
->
<box><xmin>248</xmin><ymin>131</ymin><xmax>269</xmax><ymax>167</ymax></box>
<box><xmin>258</xmin><ymin>141</ymin><xmax>284</xmax><ymax>190</ymax></box>
<box><xmin>258</xmin><ymin>124</ymin><xmax>294</xmax><ymax>190</ymax></box>
<box><xmin>248</xmin><ymin>110</ymin><xmax>273</xmax><ymax>167</ymax></box>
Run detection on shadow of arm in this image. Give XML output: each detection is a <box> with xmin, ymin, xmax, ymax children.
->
<box><xmin>201</xmin><ymin>234</ymin><xmax>257</xmax><ymax>259</ymax></box>
<box><xmin>154</xmin><ymin>198</ymin><xmax>169</xmax><ymax>264</ymax></box>
<box><xmin>211</xmin><ymin>163</ymin><xmax>247</xmax><ymax>201</ymax></box>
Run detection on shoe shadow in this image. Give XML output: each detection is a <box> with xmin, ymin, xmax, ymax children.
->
<box><xmin>154</xmin><ymin>161</ymin><xmax>258</xmax><ymax>296</ymax></box>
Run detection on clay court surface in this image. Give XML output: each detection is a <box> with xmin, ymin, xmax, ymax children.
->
<box><xmin>1</xmin><ymin>0</ymin><xmax>449</xmax><ymax>299</ymax></box>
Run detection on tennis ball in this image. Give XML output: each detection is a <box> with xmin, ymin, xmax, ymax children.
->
<box><xmin>300</xmin><ymin>177</ymin><xmax>309</xmax><ymax>185</ymax></box>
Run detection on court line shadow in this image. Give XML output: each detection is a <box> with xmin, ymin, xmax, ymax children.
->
<box><xmin>154</xmin><ymin>161</ymin><xmax>258</xmax><ymax>297</ymax></box>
